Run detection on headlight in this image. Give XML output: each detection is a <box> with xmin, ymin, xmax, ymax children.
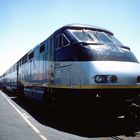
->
<box><xmin>94</xmin><ymin>75</ymin><xmax>117</xmax><ymax>83</ymax></box>
<box><xmin>95</xmin><ymin>75</ymin><xmax>107</xmax><ymax>83</ymax></box>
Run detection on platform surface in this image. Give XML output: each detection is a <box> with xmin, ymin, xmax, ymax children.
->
<box><xmin>0</xmin><ymin>90</ymin><xmax>140</xmax><ymax>140</ymax></box>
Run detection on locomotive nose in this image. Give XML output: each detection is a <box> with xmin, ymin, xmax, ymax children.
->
<box><xmin>90</xmin><ymin>61</ymin><xmax>140</xmax><ymax>85</ymax></box>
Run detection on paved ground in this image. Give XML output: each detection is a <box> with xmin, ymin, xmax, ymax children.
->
<box><xmin>0</xmin><ymin>90</ymin><xmax>140</xmax><ymax>140</ymax></box>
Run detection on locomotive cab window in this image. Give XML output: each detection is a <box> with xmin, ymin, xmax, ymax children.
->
<box><xmin>55</xmin><ymin>34</ymin><xmax>69</xmax><ymax>50</ymax></box>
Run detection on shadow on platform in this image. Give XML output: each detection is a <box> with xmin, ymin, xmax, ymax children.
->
<box><xmin>3</xmin><ymin>90</ymin><xmax>140</xmax><ymax>138</ymax></box>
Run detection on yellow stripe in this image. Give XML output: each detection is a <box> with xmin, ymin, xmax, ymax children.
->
<box><xmin>47</xmin><ymin>84</ymin><xmax>140</xmax><ymax>89</ymax></box>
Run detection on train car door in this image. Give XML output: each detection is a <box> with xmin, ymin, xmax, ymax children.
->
<box><xmin>48</xmin><ymin>36</ymin><xmax>55</xmax><ymax>87</ymax></box>
<box><xmin>54</xmin><ymin>34</ymin><xmax>71</xmax><ymax>87</ymax></box>
<box><xmin>28</xmin><ymin>51</ymin><xmax>34</xmax><ymax>84</ymax></box>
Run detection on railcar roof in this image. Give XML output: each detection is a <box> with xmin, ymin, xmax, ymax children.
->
<box><xmin>56</xmin><ymin>24</ymin><xmax>113</xmax><ymax>35</ymax></box>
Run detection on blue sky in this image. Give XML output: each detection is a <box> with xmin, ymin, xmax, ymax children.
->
<box><xmin>0</xmin><ymin>0</ymin><xmax>140</xmax><ymax>75</ymax></box>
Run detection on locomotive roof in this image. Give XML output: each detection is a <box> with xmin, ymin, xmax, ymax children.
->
<box><xmin>56</xmin><ymin>24</ymin><xmax>113</xmax><ymax>35</ymax></box>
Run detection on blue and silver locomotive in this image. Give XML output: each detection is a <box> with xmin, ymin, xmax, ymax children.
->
<box><xmin>1</xmin><ymin>24</ymin><xmax>140</xmax><ymax>117</ymax></box>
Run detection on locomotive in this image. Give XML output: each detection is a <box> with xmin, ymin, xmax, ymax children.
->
<box><xmin>0</xmin><ymin>24</ymin><xmax>140</xmax><ymax>118</ymax></box>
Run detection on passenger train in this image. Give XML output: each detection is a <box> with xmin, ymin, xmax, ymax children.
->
<box><xmin>1</xmin><ymin>24</ymin><xmax>140</xmax><ymax>118</ymax></box>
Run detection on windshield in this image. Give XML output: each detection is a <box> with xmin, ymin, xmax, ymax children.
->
<box><xmin>72</xmin><ymin>30</ymin><xmax>93</xmax><ymax>42</ymax></box>
<box><xmin>71</xmin><ymin>29</ymin><xmax>123</xmax><ymax>46</ymax></box>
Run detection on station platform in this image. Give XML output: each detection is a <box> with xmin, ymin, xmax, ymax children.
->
<box><xmin>0</xmin><ymin>90</ymin><xmax>140</xmax><ymax>140</ymax></box>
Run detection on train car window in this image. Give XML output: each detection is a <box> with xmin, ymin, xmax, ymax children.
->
<box><xmin>40</xmin><ymin>44</ymin><xmax>45</xmax><ymax>53</ymax></box>
<box><xmin>21</xmin><ymin>55</ymin><xmax>28</xmax><ymax>65</ymax></box>
<box><xmin>19</xmin><ymin>60</ymin><xmax>22</xmax><ymax>66</ymax></box>
<box><xmin>45</xmin><ymin>41</ymin><xmax>48</xmax><ymax>52</ymax></box>
<box><xmin>29</xmin><ymin>52</ymin><xmax>34</xmax><ymax>59</ymax></box>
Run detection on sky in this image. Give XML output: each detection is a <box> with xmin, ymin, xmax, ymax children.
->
<box><xmin>0</xmin><ymin>0</ymin><xmax>140</xmax><ymax>75</ymax></box>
